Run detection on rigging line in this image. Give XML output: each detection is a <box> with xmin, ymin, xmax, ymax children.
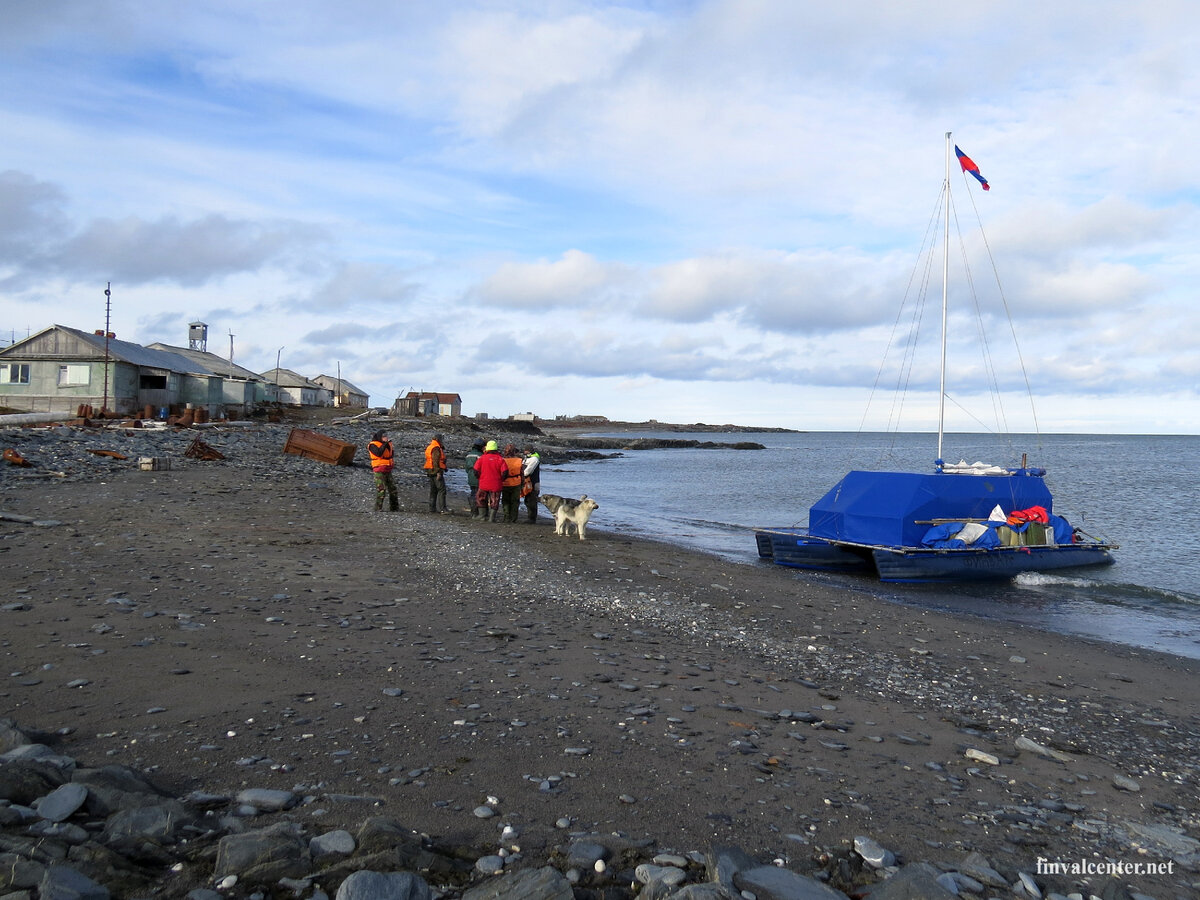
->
<box><xmin>943</xmin><ymin>391</ymin><xmax>1003</xmax><ymax>436</ymax></box>
<box><xmin>962</xmin><ymin>174</ymin><xmax>1043</xmax><ymax>449</ymax></box>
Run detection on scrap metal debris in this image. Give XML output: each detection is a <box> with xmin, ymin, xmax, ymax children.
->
<box><xmin>185</xmin><ymin>437</ymin><xmax>226</xmax><ymax>461</ymax></box>
<box><xmin>86</xmin><ymin>449</ymin><xmax>129</xmax><ymax>460</ymax></box>
<box><xmin>3</xmin><ymin>448</ymin><xmax>32</xmax><ymax>467</ymax></box>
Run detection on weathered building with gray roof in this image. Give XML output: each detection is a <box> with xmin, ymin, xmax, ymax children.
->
<box><xmin>0</xmin><ymin>324</ymin><xmax>223</xmax><ymax>415</ymax></box>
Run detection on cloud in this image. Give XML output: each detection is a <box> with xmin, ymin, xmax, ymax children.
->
<box><xmin>295</xmin><ymin>262</ymin><xmax>423</xmax><ymax>311</ymax></box>
<box><xmin>0</xmin><ymin>170</ymin><xmax>70</xmax><ymax>261</ymax></box>
<box><xmin>475</xmin><ymin>249</ymin><xmax>623</xmax><ymax>309</ymax></box>
<box><xmin>0</xmin><ymin>171</ymin><xmax>329</xmax><ymax>289</ymax></box>
<box><xmin>303</xmin><ymin>322</ymin><xmax>375</xmax><ymax>345</ymax></box>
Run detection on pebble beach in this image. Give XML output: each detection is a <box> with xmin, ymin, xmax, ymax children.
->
<box><xmin>1</xmin><ymin>415</ymin><xmax>1198</xmax><ymax>899</ymax></box>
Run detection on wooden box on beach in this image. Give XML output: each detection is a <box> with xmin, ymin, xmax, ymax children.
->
<box><xmin>283</xmin><ymin>429</ymin><xmax>357</xmax><ymax>466</ymax></box>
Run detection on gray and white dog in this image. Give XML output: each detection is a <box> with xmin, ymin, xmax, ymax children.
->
<box><xmin>539</xmin><ymin>494</ymin><xmax>599</xmax><ymax>540</ymax></box>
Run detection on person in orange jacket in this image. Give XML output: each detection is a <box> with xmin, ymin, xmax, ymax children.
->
<box><xmin>367</xmin><ymin>430</ymin><xmax>398</xmax><ymax>512</ymax></box>
<box><xmin>424</xmin><ymin>433</ymin><xmax>448</xmax><ymax>513</ymax></box>
<box><xmin>500</xmin><ymin>443</ymin><xmax>524</xmax><ymax>523</ymax></box>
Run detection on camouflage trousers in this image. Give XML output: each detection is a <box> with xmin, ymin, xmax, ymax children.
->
<box><xmin>374</xmin><ymin>471</ymin><xmax>398</xmax><ymax>510</ymax></box>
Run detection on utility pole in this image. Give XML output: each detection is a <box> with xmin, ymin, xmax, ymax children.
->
<box><xmin>228</xmin><ymin>330</ymin><xmax>235</xmax><ymax>379</ymax></box>
<box><xmin>275</xmin><ymin>346</ymin><xmax>284</xmax><ymax>403</ymax></box>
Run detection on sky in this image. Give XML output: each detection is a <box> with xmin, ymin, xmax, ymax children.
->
<box><xmin>1</xmin><ymin>1</ymin><xmax>1198</xmax><ymax>434</ymax></box>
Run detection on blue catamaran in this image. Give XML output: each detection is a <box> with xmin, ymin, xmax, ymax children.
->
<box><xmin>755</xmin><ymin>135</ymin><xmax>1117</xmax><ymax>583</ymax></box>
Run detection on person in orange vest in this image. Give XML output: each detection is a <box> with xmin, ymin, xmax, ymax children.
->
<box><xmin>424</xmin><ymin>433</ymin><xmax>449</xmax><ymax>513</ymax></box>
<box><xmin>500</xmin><ymin>443</ymin><xmax>524</xmax><ymax>523</ymax></box>
<box><xmin>367</xmin><ymin>430</ymin><xmax>398</xmax><ymax>512</ymax></box>
<box><xmin>473</xmin><ymin>440</ymin><xmax>506</xmax><ymax>521</ymax></box>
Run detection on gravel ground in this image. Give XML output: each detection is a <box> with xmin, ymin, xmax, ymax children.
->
<box><xmin>1</xmin><ymin>416</ymin><xmax>1198</xmax><ymax>898</ymax></box>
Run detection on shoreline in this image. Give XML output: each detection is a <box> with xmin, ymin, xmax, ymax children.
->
<box><xmin>2</xmin><ymin>432</ymin><xmax>1198</xmax><ymax>896</ymax></box>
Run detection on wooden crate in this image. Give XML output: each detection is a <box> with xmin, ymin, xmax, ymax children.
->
<box><xmin>282</xmin><ymin>429</ymin><xmax>357</xmax><ymax>466</ymax></box>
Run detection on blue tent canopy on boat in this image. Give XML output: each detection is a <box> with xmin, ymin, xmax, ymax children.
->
<box><xmin>807</xmin><ymin>470</ymin><xmax>1055</xmax><ymax>547</ymax></box>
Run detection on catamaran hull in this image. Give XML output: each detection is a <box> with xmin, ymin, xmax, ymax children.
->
<box><xmin>754</xmin><ymin>528</ymin><xmax>1114</xmax><ymax>583</ymax></box>
<box><xmin>871</xmin><ymin>543</ymin><xmax>1115</xmax><ymax>583</ymax></box>
<box><xmin>755</xmin><ymin>528</ymin><xmax>875</xmax><ymax>573</ymax></box>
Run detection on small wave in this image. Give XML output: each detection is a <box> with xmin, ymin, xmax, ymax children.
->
<box><xmin>1013</xmin><ymin>571</ymin><xmax>1200</xmax><ymax>608</ymax></box>
<box><xmin>1014</xmin><ymin>572</ymin><xmax>1091</xmax><ymax>588</ymax></box>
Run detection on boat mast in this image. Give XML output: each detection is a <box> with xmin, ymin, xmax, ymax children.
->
<box><xmin>938</xmin><ymin>133</ymin><xmax>951</xmax><ymax>463</ymax></box>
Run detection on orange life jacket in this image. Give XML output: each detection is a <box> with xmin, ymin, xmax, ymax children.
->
<box><xmin>424</xmin><ymin>439</ymin><xmax>446</xmax><ymax>471</ymax></box>
<box><xmin>368</xmin><ymin>440</ymin><xmax>394</xmax><ymax>473</ymax></box>
<box><xmin>502</xmin><ymin>456</ymin><xmax>524</xmax><ymax>488</ymax></box>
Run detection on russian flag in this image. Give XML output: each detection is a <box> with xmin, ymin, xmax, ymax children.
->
<box><xmin>955</xmin><ymin>145</ymin><xmax>990</xmax><ymax>190</ymax></box>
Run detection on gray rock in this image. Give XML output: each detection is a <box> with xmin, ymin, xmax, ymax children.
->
<box><xmin>1014</xmin><ymin>735</ymin><xmax>1074</xmax><ymax>763</ymax></box>
<box><xmin>1017</xmin><ymin>870</ymin><xmax>1042</xmax><ymax>898</ymax></box>
<box><xmin>335</xmin><ymin>870</ymin><xmax>432</xmax><ymax>900</ymax></box>
<box><xmin>460</xmin><ymin>866</ymin><xmax>574</xmax><ymax>900</ymax></box>
<box><xmin>733</xmin><ymin>864</ymin><xmax>846</xmax><ymax>899</ymax></box>
<box><xmin>0</xmin><ymin>761</ymin><xmax>70</xmax><ymax>806</ymax></box>
<box><xmin>934</xmin><ymin>872</ymin><xmax>960</xmax><ymax>895</ymax></box>
<box><xmin>0</xmin><ymin>717</ymin><xmax>35</xmax><ymax>754</ymax></box>
<box><xmin>667</xmin><ymin>885</ymin><xmax>738</xmax><ymax>900</ymax></box>
<box><xmin>34</xmin><ymin>787</ymin><xmax>87</xmax><ymax>830</ymax></box>
<box><xmin>635</xmin><ymin>862</ymin><xmax>687</xmax><ymax>886</ymax></box>
<box><xmin>475</xmin><ymin>855</ymin><xmax>505</xmax><ymax>875</ymax></box>
<box><xmin>1120</xmin><ymin>821</ymin><xmax>1200</xmax><ymax>869</ymax></box>
<box><xmin>853</xmin><ymin>834</ymin><xmax>895</xmax><ymax>868</ymax></box>
<box><xmin>565</xmin><ymin>839</ymin><xmax>609</xmax><ymax>869</ymax></box>
<box><xmin>73</xmin><ymin>764</ymin><xmax>170</xmax><ymax>815</ymax></box>
<box><xmin>39</xmin><ymin>864</ymin><xmax>110</xmax><ymax>900</ymax></box>
<box><xmin>706</xmin><ymin>845</ymin><xmax>758</xmax><ymax>887</ymax></box>
<box><xmin>310</xmin><ymin>829</ymin><xmax>356</xmax><ymax>859</ymax></box>
<box><xmin>956</xmin><ymin>851</ymin><xmax>1008</xmax><ymax>888</ymax></box>
<box><xmin>1</xmin><ymin>852</ymin><xmax>46</xmax><ymax>889</ymax></box>
<box><xmin>236</xmin><ymin>787</ymin><xmax>298</xmax><ymax>811</ymax></box>
<box><xmin>102</xmin><ymin>799</ymin><xmax>195</xmax><ymax>848</ymax></box>
<box><xmin>1111</xmin><ymin>773</ymin><xmax>1141</xmax><ymax>792</ymax></box>
<box><xmin>1</xmin><ymin>744</ymin><xmax>76</xmax><ymax>770</ymax></box>
<box><xmin>865</xmin><ymin>862</ymin><xmax>957</xmax><ymax>900</ymax></box>
<box><xmin>214</xmin><ymin>821</ymin><xmax>310</xmax><ymax>882</ymax></box>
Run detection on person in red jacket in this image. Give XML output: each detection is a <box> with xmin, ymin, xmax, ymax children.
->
<box><xmin>472</xmin><ymin>440</ymin><xmax>507</xmax><ymax>522</ymax></box>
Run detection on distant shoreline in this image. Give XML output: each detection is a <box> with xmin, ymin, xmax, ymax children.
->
<box><xmin>536</xmin><ymin>419</ymin><xmax>802</xmax><ymax>435</ymax></box>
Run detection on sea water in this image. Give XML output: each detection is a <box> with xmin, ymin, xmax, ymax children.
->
<box><xmin>531</xmin><ymin>431</ymin><xmax>1200</xmax><ymax>660</ymax></box>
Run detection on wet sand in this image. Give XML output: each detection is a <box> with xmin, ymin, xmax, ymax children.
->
<box><xmin>1</xmin><ymin>455</ymin><xmax>1197</xmax><ymax>897</ymax></box>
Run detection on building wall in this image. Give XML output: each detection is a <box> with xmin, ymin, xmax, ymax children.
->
<box><xmin>0</xmin><ymin>359</ymin><xmax>142</xmax><ymax>413</ymax></box>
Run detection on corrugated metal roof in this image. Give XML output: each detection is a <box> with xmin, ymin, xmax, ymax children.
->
<box><xmin>57</xmin><ymin>326</ymin><xmax>213</xmax><ymax>375</ymax></box>
<box><xmin>314</xmin><ymin>374</ymin><xmax>367</xmax><ymax>395</ymax></box>
<box><xmin>147</xmin><ymin>343</ymin><xmax>266</xmax><ymax>381</ymax></box>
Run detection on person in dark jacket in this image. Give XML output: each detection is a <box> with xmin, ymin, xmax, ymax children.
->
<box><xmin>522</xmin><ymin>446</ymin><xmax>541</xmax><ymax>523</ymax></box>
<box><xmin>465</xmin><ymin>439</ymin><xmax>485</xmax><ymax>517</ymax></box>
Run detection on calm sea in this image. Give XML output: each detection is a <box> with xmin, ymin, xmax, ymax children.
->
<box><xmin>528</xmin><ymin>431</ymin><xmax>1200</xmax><ymax>661</ymax></box>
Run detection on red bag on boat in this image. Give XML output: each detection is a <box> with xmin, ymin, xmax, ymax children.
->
<box><xmin>1006</xmin><ymin>505</ymin><xmax>1049</xmax><ymax>526</ymax></box>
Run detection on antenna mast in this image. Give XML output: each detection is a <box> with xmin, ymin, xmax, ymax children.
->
<box><xmin>102</xmin><ymin>283</ymin><xmax>112</xmax><ymax>415</ymax></box>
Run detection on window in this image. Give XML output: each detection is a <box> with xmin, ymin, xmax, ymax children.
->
<box><xmin>1</xmin><ymin>363</ymin><xmax>30</xmax><ymax>384</ymax></box>
<box><xmin>57</xmin><ymin>364</ymin><xmax>90</xmax><ymax>386</ymax></box>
